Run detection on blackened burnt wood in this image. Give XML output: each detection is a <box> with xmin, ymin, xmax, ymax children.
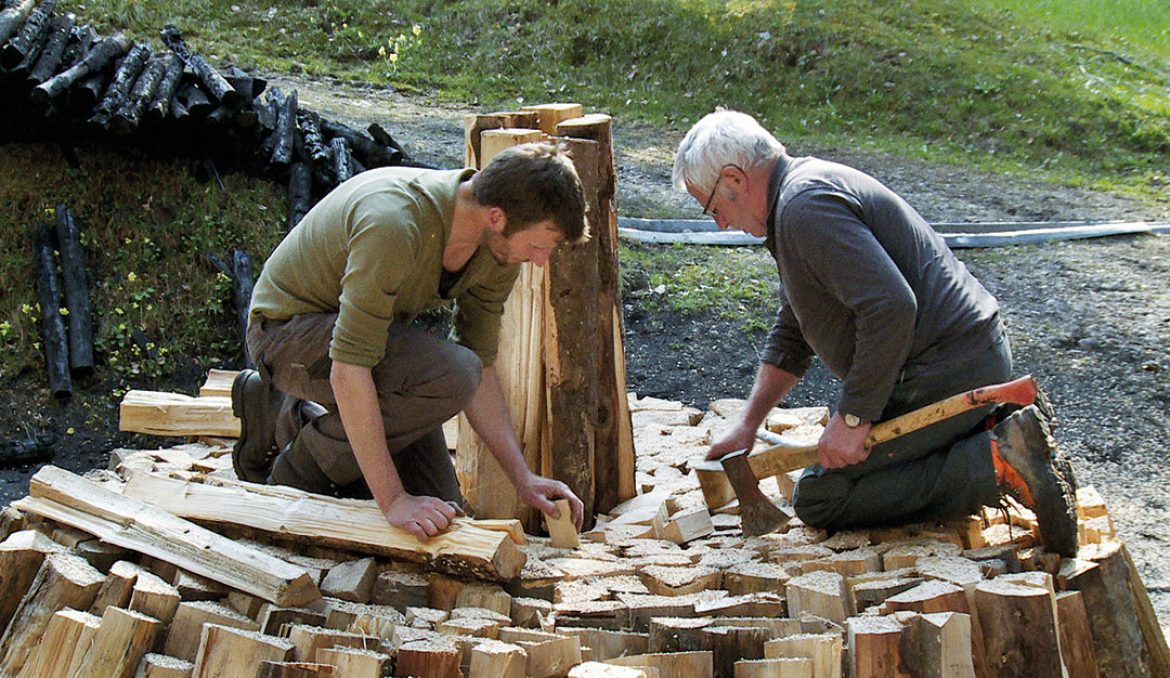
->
<box><xmin>74</xmin><ymin>70</ymin><xmax>104</xmax><ymax>110</ymax></box>
<box><xmin>144</xmin><ymin>53</ymin><xmax>182</xmax><ymax>121</ymax></box>
<box><xmin>321</xmin><ymin>119</ymin><xmax>402</xmax><ymax>168</ymax></box>
<box><xmin>1</xmin><ymin>0</ymin><xmax>52</xmax><ymax>69</ymax></box>
<box><xmin>189</xmin><ymin>54</ymin><xmax>237</xmax><ymax>109</ymax></box>
<box><xmin>331</xmin><ymin>136</ymin><xmax>354</xmax><ymax>185</ymax></box>
<box><xmin>0</xmin><ymin>434</ymin><xmax>54</xmax><ymax>467</ymax></box>
<box><xmin>89</xmin><ymin>42</ymin><xmax>150</xmax><ymax>128</ymax></box>
<box><xmin>111</xmin><ymin>54</ymin><xmax>166</xmax><ymax>135</ymax></box>
<box><xmin>270</xmin><ymin>88</ymin><xmax>297</xmax><ymax>170</ymax></box>
<box><xmin>223</xmin><ymin>64</ymin><xmax>264</xmax><ymax>101</ymax></box>
<box><xmin>232</xmin><ymin>250</ymin><xmax>255</xmax><ymax>369</ymax></box>
<box><xmin>169</xmin><ymin>93</ymin><xmax>188</xmax><ymax>120</ymax></box>
<box><xmin>8</xmin><ymin>0</ymin><xmax>52</xmax><ymax>78</ymax></box>
<box><xmin>175</xmin><ymin>80</ymin><xmax>210</xmax><ymax>117</ymax></box>
<box><xmin>32</xmin><ymin>31</ymin><xmax>128</xmax><ymax>107</ymax></box>
<box><xmin>31</xmin><ymin>222</ymin><xmax>71</xmax><ymax>398</ymax></box>
<box><xmin>53</xmin><ymin>204</ymin><xmax>93</xmax><ymax>374</ymax></box>
<box><xmin>159</xmin><ymin>24</ymin><xmax>190</xmax><ymax>61</ymax></box>
<box><xmin>288</xmin><ymin>161</ymin><xmax>312</xmax><ymax>232</ymax></box>
<box><xmin>59</xmin><ymin>23</ymin><xmax>96</xmax><ymax>70</ymax></box>
<box><xmin>298</xmin><ymin>110</ymin><xmax>329</xmax><ymax>164</ymax></box>
<box><xmin>0</xmin><ymin>0</ymin><xmax>37</xmax><ymax>47</ymax></box>
<box><xmin>26</xmin><ymin>11</ymin><xmax>72</xmax><ymax>85</ymax></box>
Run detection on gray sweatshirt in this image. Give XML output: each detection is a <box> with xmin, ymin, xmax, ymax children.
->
<box><xmin>761</xmin><ymin>155</ymin><xmax>1002</xmax><ymax>421</ymax></box>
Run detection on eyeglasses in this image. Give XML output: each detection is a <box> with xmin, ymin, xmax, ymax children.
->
<box><xmin>701</xmin><ymin>173</ymin><xmax>724</xmax><ymax>218</ymax></box>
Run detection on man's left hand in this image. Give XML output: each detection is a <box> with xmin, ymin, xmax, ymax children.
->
<box><xmin>818</xmin><ymin>414</ymin><xmax>873</xmax><ymax>469</ymax></box>
<box><xmin>518</xmin><ymin>474</ymin><xmax>585</xmax><ymax>531</ymax></box>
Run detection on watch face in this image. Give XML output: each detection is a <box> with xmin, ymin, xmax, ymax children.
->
<box><xmin>844</xmin><ymin>414</ymin><xmax>861</xmax><ymax>427</ymax></box>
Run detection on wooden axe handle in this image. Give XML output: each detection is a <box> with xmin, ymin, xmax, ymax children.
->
<box><xmin>866</xmin><ymin>374</ymin><xmax>1038</xmax><ymax>447</ymax></box>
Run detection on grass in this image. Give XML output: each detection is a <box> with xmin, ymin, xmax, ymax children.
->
<box><xmin>2</xmin><ymin>0</ymin><xmax>1168</xmax><ymax>393</ymax></box>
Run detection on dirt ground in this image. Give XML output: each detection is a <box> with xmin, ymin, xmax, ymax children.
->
<box><xmin>5</xmin><ymin>77</ymin><xmax>1169</xmax><ymax>631</ymax></box>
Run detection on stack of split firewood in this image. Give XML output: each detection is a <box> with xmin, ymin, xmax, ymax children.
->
<box><xmin>0</xmin><ymin>371</ymin><xmax>1162</xmax><ymax>677</ymax></box>
<box><xmin>0</xmin><ymin>0</ymin><xmax>418</xmax><ymax>231</ymax></box>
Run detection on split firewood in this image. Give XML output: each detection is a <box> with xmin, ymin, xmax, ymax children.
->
<box><xmin>974</xmin><ymin>578</ymin><xmax>1063</xmax><ymax>677</ymax></box>
<box><xmin>786</xmin><ymin>571</ymin><xmax>849</xmax><ymax>624</ymax></box>
<box><xmin>0</xmin><ymin>529</ymin><xmax>65</xmax><ymax>628</ymax></box>
<box><xmin>191</xmin><ymin>624</ymin><xmax>296</xmax><ymax>678</ymax></box>
<box><xmin>119</xmin><ymin>390</ymin><xmax>239</xmax><ymax>437</ymax></box>
<box><xmin>18</xmin><ymin>606</ymin><xmax>101</xmax><ymax>678</ymax></box>
<box><xmin>847</xmin><ymin>615</ymin><xmax>909</xmax><ymax>678</ymax></box>
<box><xmin>319</xmin><ymin>556</ymin><xmax>377</xmax><ymax>603</ymax></box>
<box><xmin>140</xmin><ymin>653</ymin><xmax>196</xmax><ymax>678</ymax></box>
<box><xmin>547</xmin><ymin>498</ymin><xmax>581</xmax><ymax>549</ymax></box>
<box><xmin>71</xmin><ymin>606</ymin><xmax>162</xmax><ymax>678</ymax></box>
<box><xmin>899</xmin><ymin>612</ymin><xmax>976</xmax><ymax>678</ymax></box>
<box><xmin>606</xmin><ymin>650</ymin><xmax>714</xmax><ymax>678</ymax></box>
<box><xmin>764</xmin><ymin>633</ymin><xmax>844</xmax><ymax>678</ymax></box>
<box><xmin>315</xmin><ymin>646</ymin><xmax>390</xmax><ymax>678</ymax></box>
<box><xmin>166</xmin><ymin>600</ymin><xmax>260</xmax><ymax>661</ymax></box>
<box><xmin>396</xmin><ymin>636</ymin><xmax>463</xmax><ymax>677</ymax></box>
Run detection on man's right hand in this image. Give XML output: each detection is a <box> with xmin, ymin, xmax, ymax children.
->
<box><xmin>705</xmin><ymin>421</ymin><xmax>759</xmax><ymax>460</ymax></box>
<box><xmin>384</xmin><ymin>492</ymin><xmax>459</xmax><ymax>542</ymax></box>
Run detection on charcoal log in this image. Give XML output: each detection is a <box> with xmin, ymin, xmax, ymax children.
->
<box><xmin>169</xmin><ymin>91</ymin><xmax>188</xmax><ymax>120</ymax></box>
<box><xmin>331</xmin><ymin>136</ymin><xmax>354</xmax><ymax>185</ymax></box>
<box><xmin>222</xmin><ymin>64</ymin><xmax>264</xmax><ymax>101</ymax></box>
<box><xmin>298</xmin><ymin>109</ymin><xmax>329</xmax><ymax>164</ymax></box>
<box><xmin>159</xmin><ymin>23</ymin><xmax>190</xmax><ymax>61</ymax></box>
<box><xmin>89</xmin><ymin>42</ymin><xmax>151</xmax><ymax>128</ymax></box>
<box><xmin>231</xmin><ymin>249</ymin><xmax>255</xmax><ymax>368</ymax></box>
<box><xmin>8</xmin><ymin>2</ymin><xmax>52</xmax><ymax>78</ymax></box>
<box><xmin>31</xmin><ymin>222</ymin><xmax>71</xmax><ymax>398</ymax></box>
<box><xmin>1</xmin><ymin>0</ymin><xmax>52</xmax><ymax>69</ymax></box>
<box><xmin>368</xmin><ymin>122</ymin><xmax>411</xmax><ymax>161</ymax></box>
<box><xmin>32</xmin><ymin>31</ymin><xmax>129</xmax><ymax>107</ymax></box>
<box><xmin>59</xmin><ymin>23</ymin><xmax>96</xmax><ymax>69</ymax></box>
<box><xmin>0</xmin><ymin>0</ymin><xmax>37</xmax><ymax>47</ymax></box>
<box><xmin>269</xmin><ymin>87</ymin><xmax>297</xmax><ymax>170</ymax></box>
<box><xmin>26</xmin><ymin>11</ymin><xmax>72</xmax><ymax>85</ymax></box>
<box><xmin>175</xmin><ymin>79</ymin><xmax>211</xmax><ymax>117</ymax></box>
<box><xmin>288</xmin><ymin>160</ymin><xmax>312</xmax><ymax>232</ymax></box>
<box><xmin>189</xmin><ymin>54</ymin><xmax>238</xmax><ymax>109</ymax></box>
<box><xmin>321</xmin><ymin>118</ymin><xmax>403</xmax><ymax>168</ymax></box>
<box><xmin>144</xmin><ymin>52</ymin><xmax>182</xmax><ymax>121</ymax></box>
<box><xmin>110</xmin><ymin>53</ymin><xmax>166</xmax><ymax>135</ymax></box>
<box><xmin>53</xmin><ymin>204</ymin><xmax>93</xmax><ymax>374</ymax></box>
<box><xmin>74</xmin><ymin>70</ymin><xmax>105</xmax><ymax>110</ymax></box>
<box><xmin>0</xmin><ymin>434</ymin><xmax>55</xmax><ymax>467</ymax></box>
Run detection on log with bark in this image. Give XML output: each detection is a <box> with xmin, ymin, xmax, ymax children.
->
<box><xmin>0</xmin><ymin>0</ymin><xmax>53</xmax><ymax>70</ymax></box>
<box><xmin>144</xmin><ymin>52</ymin><xmax>183</xmax><ymax>122</ymax></box>
<box><xmin>269</xmin><ymin>87</ymin><xmax>298</xmax><ymax>170</ymax></box>
<box><xmin>24</xmin><ymin>9</ymin><xmax>70</xmax><ymax>84</ymax></box>
<box><xmin>31</xmin><ymin>221</ymin><xmax>71</xmax><ymax>398</ymax></box>
<box><xmin>0</xmin><ymin>0</ymin><xmax>38</xmax><ymax>48</ymax></box>
<box><xmin>88</xmin><ymin>41</ymin><xmax>150</xmax><ymax>128</ymax></box>
<box><xmin>30</xmin><ymin>29</ymin><xmax>128</xmax><ymax>107</ymax></box>
<box><xmin>288</xmin><ymin>160</ymin><xmax>313</xmax><ymax>231</ymax></box>
<box><xmin>330</xmin><ymin>135</ymin><xmax>354</xmax><ymax>185</ymax></box>
<box><xmin>188</xmin><ymin>54</ymin><xmax>237</xmax><ymax>109</ymax></box>
<box><xmin>110</xmin><ymin>53</ymin><xmax>167</xmax><ymax>135</ymax></box>
<box><xmin>53</xmin><ymin>203</ymin><xmax>94</xmax><ymax>374</ymax></box>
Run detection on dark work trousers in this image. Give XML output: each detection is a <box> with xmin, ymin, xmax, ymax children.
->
<box><xmin>792</xmin><ymin>331</ymin><xmax>1013</xmax><ymax>531</ymax></box>
<box><xmin>246</xmin><ymin>313</ymin><xmax>480</xmax><ymax>503</ymax></box>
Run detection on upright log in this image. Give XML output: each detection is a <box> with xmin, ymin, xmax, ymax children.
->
<box><xmin>270</xmin><ymin>88</ymin><xmax>298</xmax><ymax>169</ymax></box>
<box><xmin>232</xmin><ymin>249</ymin><xmax>256</xmax><ymax>368</ymax></box>
<box><xmin>330</xmin><ymin>135</ymin><xmax>354</xmax><ymax>184</ymax></box>
<box><xmin>544</xmin><ymin>136</ymin><xmax>601</xmax><ymax>522</ymax></box>
<box><xmin>19</xmin><ymin>607</ymin><xmax>102</xmax><ymax>678</ymax></box>
<box><xmin>556</xmin><ymin>113</ymin><xmax>636</xmax><ymax>512</ymax></box>
<box><xmin>973</xmin><ymin>579</ymin><xmax>1063</xmax><ymax>677</ymax></box>
<box><xmin>1064</xmin><ymin>541</ymin><xmax>1154</xmax><ymax>677</ymax></box>
<box><xmin>71</xmin><ymin>606</ymin><xmax>162</xmax><ymax>678</ymax></box>
<box><xmin>31</xmin><ymin>221</ymin><xmax>71</xmax><ymax>397</ymax></box>
<box><xmin>288</xmin><ymin>160</ymin><xmax>313</xmax><ymax>230</ymax></box>
<box><xmin>53</xmin><ymin>203</ymin><xmax>94</xmax><ymax>374</ymax></box>
<box><xmin>25</xmin><ymin>11</ymin><xmax>72</xmax><ymax>84</ymax></box>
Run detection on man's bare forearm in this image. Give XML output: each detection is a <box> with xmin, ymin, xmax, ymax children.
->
<box><xmin>740</xmin><ymin>362</ymin><xmax>802</xmax><ymax>428</ymax></box>
<box><xmin>462</xmin><ymin>366</ymin><xmax>532</xmax><ymax>486</ymax></box>
<box><xmin>330</xmin><ymin>361</ymin><xmax>406</xmax><ymax>512</ymax></box>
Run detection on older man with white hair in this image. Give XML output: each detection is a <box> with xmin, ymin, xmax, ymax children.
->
<box><xmin>673</xmin><ymin>110</ymin><xmax>1079</xmax><ymax>555</ymax></box>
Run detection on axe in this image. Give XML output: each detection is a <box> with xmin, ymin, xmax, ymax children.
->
<box><xmin>703</xmin><ymin>375</ymin><xmax>1040</xmax><ymax>536</ymax></box>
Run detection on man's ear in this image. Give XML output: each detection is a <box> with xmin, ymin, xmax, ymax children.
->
<box><xmin>486</xmin><ymin>206</ymin><xmax>507</xmax><ymax>234</ymax></box>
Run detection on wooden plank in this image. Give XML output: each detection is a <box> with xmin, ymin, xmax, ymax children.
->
<box><xmin>119</xmin><ymin>470</ymin><xmax>525</xmax><ymax>581</ymax></box>
<box><xmin>16</xmin><ymin>467</ymin><xmax>320</xmax><ymax>607</ymax></box>
<box><xmin>199</xmin><ymin>368</ymin><xmax>238</xmax><ymax>398</ymax></box>
<box><xmin>119</xmin><ymin>390</ymin><xmax>239</xmax><ymax>437</ymax></box>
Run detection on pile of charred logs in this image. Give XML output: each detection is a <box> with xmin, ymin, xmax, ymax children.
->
<box><xmin>0</xmin><ymin>0</ymin><xmax>422</xmax><ymax>231</ymax></box>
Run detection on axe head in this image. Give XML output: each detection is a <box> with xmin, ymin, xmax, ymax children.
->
<box><xmin>720</xmin><ymin>449</ymin><xmax>790</xmax><ymax>537</ymax></box>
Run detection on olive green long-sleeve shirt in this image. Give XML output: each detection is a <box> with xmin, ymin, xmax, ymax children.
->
<box><xmin>250</xmin><ymin>167</ymin><xmax>519</xmax><ymax>368</ymax></box>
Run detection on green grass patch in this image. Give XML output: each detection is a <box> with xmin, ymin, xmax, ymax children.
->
<box><xmin>63</xmin><ymin>0</ymin><xmax>1170</xmax><ymax>203</ymax></box>
<box><xmin>0</xmin><ymin>144</ymin><xmax>287</xmax><ymax>391</ymax></box>
<box><xmin>620</xmin><ymin>242</ymin><xmax>779</xmax><ymax>331</ymax></box>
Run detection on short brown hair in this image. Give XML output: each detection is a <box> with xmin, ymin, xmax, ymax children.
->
<box><xmin>473</xmin><ymin>142</ymin><xmax>590</xmax><ymax>242</ymax></box>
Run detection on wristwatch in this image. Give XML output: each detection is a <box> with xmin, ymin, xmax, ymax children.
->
<box><xmin>842</xmin><ymin>413</ymin><xmax>864</xmax><ymax>428</ymax></box>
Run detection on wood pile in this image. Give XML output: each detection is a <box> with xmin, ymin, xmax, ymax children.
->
<box><xmin>0</xmin><ymin>2</ymin><xmax>420</xmax><ymax>232</ymax></box>
<box><xmin>0</xmin><ymin>373</ymin><xmax>1162</xmax><ymax>677</ymax></box>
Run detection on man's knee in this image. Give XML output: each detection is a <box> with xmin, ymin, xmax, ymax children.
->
<box><xmin>791</xmin><ymin>470</ymin><xmax>852</xmax><ymax>529</ymax></box>
<box><xmin>447</xmin><ymin>344</ymin><xmax>483</xmax><ymax>403</ymax></box>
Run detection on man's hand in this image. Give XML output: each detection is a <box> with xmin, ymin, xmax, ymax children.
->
<box><xmin>706</xmin><ymin>420</ymin><xmax>759</xmax><ymax>461</ymax></box>
<box><xmin>384</xmin><ymin>491</ymin><xmax>459</xmax><ymax>542</ymax></box>
<box><xmin>818</xmin><ymin>413</ymin><xmax>873</xmax><ymax>469</ymax></box>
<box><xmin>518</xmin><ymin>473</ymin><xmax>585</xmax><ymax>531</ymax></box>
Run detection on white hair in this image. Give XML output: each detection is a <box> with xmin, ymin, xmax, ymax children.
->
<box><xmin>672</xmin><ymin>110</ymin><xmax>786</xmax><ymax>193</ymax></box>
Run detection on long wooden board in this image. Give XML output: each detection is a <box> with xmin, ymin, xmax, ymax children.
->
<box><xmin>119</xmin><ymin>471</ymin><xmax>526</xmax><ymax>581</ymax></box>
<box><xmin>14</xmin><ymin>466</ymin><xmax>320</xmax><ymax>607</ymax></box>
<box><xmin>120</xmin><ymin>390</ymin><xmax>239</xmax><ymax>437</ymax></box>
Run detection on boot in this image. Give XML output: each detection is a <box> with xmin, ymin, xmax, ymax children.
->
<box><xmin>230</xmin><ymin>369</ymin><xmax>284</xmax><ymax>482</ymax></box>
<box><xmin>991</xmin><ymin>404</ymin><xmax>1079</xmax><ymax>557</ymax></box>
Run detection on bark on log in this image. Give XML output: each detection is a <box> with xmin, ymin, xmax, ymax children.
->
<box><xmin>53</xmin><ymin>203</ymin><xmax>93</xmax><ymax>374</ymax></box>
<box><xmin>110</xmin><ymin>53</ymin><xmax>167</xmax><ymax>135</ymax></box>
<box><xmin>270</xmin><ymin>87</ymin><xmax>298</xmax><ymax>169</ymax></box>
<box><xmin>297</xmin><ymin>109</ymin><xmax>329</xmax><ymax>164</ymax></box>
<box><xmin>59</xmin><ymin>23</ymin><xmax>97</xmax><ymax>71</ymax></box>
<box><xmin>543</xmin><ymin>137</ymin><xmax>601</xmax><ymax>525</ymax></box>
<box><xmin>0</xmin><ymin>434</ymin><xmax>55</xmax><ymax>467</ymax></box>
<box><xmin>189</xmin><ymin>54</ymin><xmax>238</xmax><ymax>108</ymax></box>
<box><xmin>1064</xmin><ymin>542</ymin><xmax>1152</xmax><ymax>677</ymax></box>
<box><xmin>89</xmin><ymin>42</ymin><xmax>151</xmax><ymax>128</ymax></box>
<box><xmin>556</xmin><ymin>113</ymin><xmax>636</xmax><ymax>512</ymax></box>
<box><xmin>31</xmin><ymin>221</ymin><xmax>71</xmax><ymax>398</ymax></box>
<box><xmin>144</xmin><ymin>53</ymin><xmax>183</xmax><ymax>121</ymax></box>
<box><xmin>0</xmin><ymin>0</ymin><xmax>37</xmax><ymax>48</ymax></box>
<box><xmin>25</xmin><ymin>10</ymin><xmax>71</xmax><ymax>84</ymax></box>
<box><xmin>1</xmin><ymin>0</ymin><xmax>53</xmax><ymax>69</ymax></box>
<box><xmin>330</xmin><ymin>135</ymin><xmax>354</xmax><ymax>185</ymax></box>
<box><xmin>31</xmin><ymin>29</ymin><xmax>128</xmax><ymax>106</ymax></box>
<box><xmin>288</xmin><ymin>160</ymin><xmax>313</xmax><ymax>231</ymax></box>
<box><xmin>321</xmin><ymin>118</ymin><xmax>402</xmax><ymax>168</ymax></box>
<box><xmin>232</xmin><ymin>249</ymin><xmax>255</xmax><ymax>368</ymax></box>
<box><xmin>175</xmin><ymin>80</ymin><xmax>210</xmax><ymax>117</ymax></box>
